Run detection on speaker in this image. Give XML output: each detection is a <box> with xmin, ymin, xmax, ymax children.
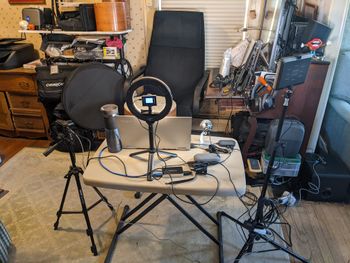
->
<box><xmin>22</xmin><ymin>8</ymin><xmax>44</xmax><ymax>29</ymax></box>
<box><xmin>302</xmin><ymin>153</ymin><xmax>350</xmax><ymax>203</ymax></box>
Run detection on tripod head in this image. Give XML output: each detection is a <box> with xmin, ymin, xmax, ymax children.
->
<box><xmin>43</xmin><ymin>120</ymin><xmax>81</xmax><ymax>167</ymax></box>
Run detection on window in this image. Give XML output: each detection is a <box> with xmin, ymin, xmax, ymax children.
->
<box><xmin>160</xmin><ymin>0</ymin><xmax>247</xmax><ymax>68</ymax></box>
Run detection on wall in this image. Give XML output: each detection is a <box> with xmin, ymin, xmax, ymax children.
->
<box><xmin>340</xmin><ymin>8</ymin><xmax>350</xmax><ymax>51</ymax></box>
<box><xmin>0</xmin><ymin>0</ymin><xmax>147</xmax><ymax>68</ymax></box>
<box><xmin>308</xmin><ymin>0</ymin><xmax>350</xmax><ymax>152</ymax></box>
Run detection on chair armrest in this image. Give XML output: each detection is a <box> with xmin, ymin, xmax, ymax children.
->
<box><xmin>123</xmin><ymin>65</ymin><xmax>146</xmax><ymax>99</ymax></box>
<box><xmin>193</xmin><ymin>70</ymin><xmax>210</xmax><ymax>116</ymax></box>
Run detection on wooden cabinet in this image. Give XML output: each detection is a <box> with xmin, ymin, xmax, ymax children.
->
<box><xmin>0</xmin><ymin>68</ymin><xmax>49</xmax><ymax>138</ymax></box>
<box><xmin>0</xmin><ymin>92</ymin><xmax>14</xmax><ymax>131</ymax></box>
<box><xmin>241</xmin><ymin>61</ymin><xmax>330</xmax><ymax>163</ymax></box>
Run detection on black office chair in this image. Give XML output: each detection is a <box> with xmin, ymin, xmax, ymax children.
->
<box><xmin>125</xmin><ymin>10</ymin><xmax>209</xmax><ymax>116</ymax></box>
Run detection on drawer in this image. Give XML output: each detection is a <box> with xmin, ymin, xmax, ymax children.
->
<box><xmin>0</xmin><ymin>92</ymin><xmax>14</xmax><ymax>131</ymax></box>
<box><xmin>12</xmin><ymin>115</ymin><xmax>45</xmax><ymax>131</ymax></box>
<box><xmin>7</xmin><ymin>93</ymin><xmax>42</xmax><ymax>110</ymax></box>
<box><xmin>0</xmin><ymin>74</ymin><xmax>36</xmax><ymax>94</ymax></box>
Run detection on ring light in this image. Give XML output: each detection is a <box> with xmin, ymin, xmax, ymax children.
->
<box><xmin>125</xmin><ymin>76</ymin><xmax>176</xmax><ymax>181</ymax></box>
<box><xmin>126</xmin><ymin>76</ymin><xmax>173</xmax><ymax>123</ymax></box>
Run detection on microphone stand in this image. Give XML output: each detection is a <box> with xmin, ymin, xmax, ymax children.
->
<box><xmin>217</xmin><ymin>87</ymin><xmax>309</xmax><ymax>263</ymax></box>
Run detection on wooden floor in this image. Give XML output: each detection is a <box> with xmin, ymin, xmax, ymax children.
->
<box><xmin>1</xmin><ymin>137</ymin><xmax>350</xmax><ymax>263</ymax></box>
<box><xmin>0</xmin><ymin>136</ymin><xmax>50</xmax><ymax>166</ymax></box>
<box><xmin>285</xmin><ymin>201</ymin><xmax>350</xmax><ymax>263</ymax></box>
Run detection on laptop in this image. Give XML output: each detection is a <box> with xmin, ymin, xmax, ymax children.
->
<box><xmin>115</xmin><ymin>116</ymin><xmax>192</xmax><ymax>150</ymax></box>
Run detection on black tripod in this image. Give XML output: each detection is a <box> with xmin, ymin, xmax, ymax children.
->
<box><xmin>217</xmin><ymin>88</ymin><xmax>309</xmax><ymax>262</ymax></box>
<box><xmin>43</xmin><ymin>122</ymin><xmax>114</xmax><ymax>255</ymax></box>
<box><xmin>129</xmin><ymin>120</ymin><xmax>176</xmax><ymax>181</ymax></box>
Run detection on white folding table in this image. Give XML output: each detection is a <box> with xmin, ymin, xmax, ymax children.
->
<box><xmin>83</xmin><ymin>135</ymin><xmax>246</xmax><ymax>262</ymax></box>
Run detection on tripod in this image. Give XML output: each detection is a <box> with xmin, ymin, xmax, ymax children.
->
<box><xmin>44</xmin><ymin>122</ymin><xmax>114</xmax><ymax>256</ymax></box>
<box><xmin>217</xmin><ymin>87</ymin><xmax>309</xmax><ymax>262</ymax></box>
<box><xmin>129</xmin><ymin>120</ymin><xmax>177</xmax><ymax>181</ymax></box>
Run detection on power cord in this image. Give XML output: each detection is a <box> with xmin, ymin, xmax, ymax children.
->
<box><xmin>153</xmin><ymin>123</ymin><xmax>220</xmax><ymax>206</ymax></box>
<box><xmin>67</xmin><ymin>127</ymin><xmax>88</xmax><ymax>169</ymax></box>
<box><xmin>297</xmin><ymin>155</ymin><xmax>323</xmax><ymax>202</ymax></box>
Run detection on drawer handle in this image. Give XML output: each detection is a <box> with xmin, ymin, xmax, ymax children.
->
<box><xmin>21</xmin><ymin>101</ymin><xmax>30</xmax><ymax>108</ymax></box>
<box><xmin>24</xmin><ymin>121</ymin><xmax>34</xmax><ymax>128</ymax></box>
<box><xmin>18</xmin><ymin>82</ymin><xmax>30</xmax><ymax>89</ymax></box>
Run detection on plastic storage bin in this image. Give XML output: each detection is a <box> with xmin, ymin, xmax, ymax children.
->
<box><xmin>261</xmin><ymin>150</ymin><xmax>301</xmax><ymax>177</ymax></box>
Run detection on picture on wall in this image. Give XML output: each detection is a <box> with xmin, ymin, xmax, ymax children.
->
<box><xmin>8</xmin><ymin>0</ymin><xmax>45</xmax><ymax>4</ymax></box>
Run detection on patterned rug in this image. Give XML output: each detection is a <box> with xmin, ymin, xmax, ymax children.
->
<box><xmin>0</xmin><ymin>147</ymin><xmax>289</xmax><ymax>263</ymax></box>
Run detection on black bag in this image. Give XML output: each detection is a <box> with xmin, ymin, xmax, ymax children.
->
<box><xmin>58</xmin><ymin>4</ymin><xmax>96</xmax><ymax>31</ymax></box>
<box><xmin>36</xmin><ymin>64</ymin><xmax>79</xmax><ymax>124</ymax></box>
<box><xmin>80</xmin><ymin>4</ymin><xmax>96</xmax><ymax>31</ymax></box>
<box><xmin>36</xmin><ymin>64</ymin><xmax>79</xmax><ymax>102</ymax></box>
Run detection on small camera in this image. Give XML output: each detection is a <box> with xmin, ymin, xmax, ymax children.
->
<box><xmin>142</xmin><ymin>95</ymin><xmax>157</xmax><ymax>107</ymax></box>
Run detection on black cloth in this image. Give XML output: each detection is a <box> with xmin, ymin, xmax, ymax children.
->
<box><xmin>144</xmin><ymin>11</ymin><xmax>205</xmax><ymax>116</ymax></box>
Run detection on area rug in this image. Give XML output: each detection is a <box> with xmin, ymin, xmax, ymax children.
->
<box><xmin>0</xmin><ymin>147</ymin><xmax>290</xmax><ymax>263</ymax></box>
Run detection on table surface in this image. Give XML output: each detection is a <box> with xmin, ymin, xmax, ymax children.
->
<box><xmin>83</xmin><ymin>135</ymin><xmax>246</xmax><ymax>197</ymax></box>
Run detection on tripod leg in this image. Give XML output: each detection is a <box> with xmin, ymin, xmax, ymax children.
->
<box><xmin>259</xmin><ymin>234</ymin><xmax>310</xmax><ymax>263</ymax></box>
<box><xmin>234</xmin><ymin>234</ymin><xmax>256</xmax><ymax>263</ymax></box>
<box><xmin>129</xmin><ymin>150</ymin><xmax>149</xmax><ymax>158</ymax></box>
<box><xmin>157</xmin><ymin>150</ymin><xmax>177</xmax><ymax>160</ymax></box>
<box><xmin>73</xmin><ymin>172</ymin><xmax>98</xmax><ymax>256</ymax></box>
<box><xmin>92</xmin><ymin>187</ymin><xmax>114</xmax><ymax>211</ymax></box>
<box><xmin>54</xmin><ymin>171</ymin><xmax>72</xmax><ymax>230</ymax></box>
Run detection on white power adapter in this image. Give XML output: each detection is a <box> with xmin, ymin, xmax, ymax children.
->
<box><xmin>278</xmin><ymin>191</ymin><xmax>296</xmax><ymax>207</ymax></box>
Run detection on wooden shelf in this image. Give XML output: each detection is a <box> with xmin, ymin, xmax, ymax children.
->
<box><xmin>19</xmin><ymin>29</ymin><xmax>132</xmax><ymax>36</ymax></box>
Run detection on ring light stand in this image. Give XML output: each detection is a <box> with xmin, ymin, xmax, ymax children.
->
<box><xmin>126</xmin><ymin>77</ymin><xmax>177</xmax><ymax>181</ymax></box>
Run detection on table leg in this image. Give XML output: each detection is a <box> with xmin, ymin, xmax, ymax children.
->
<box><xmin>104</xmin><ymin>195</ymin><xmax>167</xmax><ymax>263</ymax></box>
<box><xmin>104</xmin><ymin>205</ymin><xmax>129</xmax><ymax>263</ymax></box>
<box><xmin>186</xmin><ymin>195</ymin><xmax>218</xmax><ymax>225</ymax></box>
<box><xmin>167</xmin><ymin>196</ymin><xmax>219</xmax><ymax>245</ymax></box>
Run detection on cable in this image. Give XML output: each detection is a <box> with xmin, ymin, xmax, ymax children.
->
<box><xmin>153</xmin><ymin>122</ymin><xmax>219</xmax><ymax>206</ymax></box>
<box><xmin>76</xmin><ymin>134</ymin><xmax>92</xmax><ymax>167</ymax></box>
<box><xmin>298</xmin><ymin>160</ymin><xmax>321</xmax><ymax>201</ymax></box>
<box><xmin>67</xmin><ymin>127</ymin><xmax>86</xmax><ymax>169</ymax></box>
<box><xmin>91</xmin><ymin>146</ymin><xmax>147</xmax><ymax>178</ymax></box>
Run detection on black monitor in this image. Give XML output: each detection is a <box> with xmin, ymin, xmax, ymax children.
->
<box><xmin>301</xmin><ymin>19</ymin><xmax>332</xmax><ymax>44</ymax></box>
<box><xmin>273</xmin><ymin>54</ymin><xmax>312</xmax><ymax>90</ymax></box>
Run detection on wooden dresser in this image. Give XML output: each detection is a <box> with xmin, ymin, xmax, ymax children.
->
<box><xmin>0</xmin><ymin>68</ymin><xmax>49</xmax><ymax>138</ymax></box>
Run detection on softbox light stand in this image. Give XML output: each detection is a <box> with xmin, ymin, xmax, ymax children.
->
<box><xmin>217</xmin><ymin>54</ymin><xmax>312</xmax><ymax>262</ymax></box>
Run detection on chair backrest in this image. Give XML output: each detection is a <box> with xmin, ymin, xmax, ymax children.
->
<box><xmin>144</xmin><ymin>10</ymin><xmax>205</xmax><ymax>116</ymax></box>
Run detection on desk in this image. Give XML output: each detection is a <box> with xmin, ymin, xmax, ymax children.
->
<box><xmin>83</xmin><ymin>135</ymin><xmax>246</xmax><ymax>262</ymax></box>
<box><xmin>200</xmin><ymin>68</ymin><xmax>248</xmax><ymax>120</ymax></box>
